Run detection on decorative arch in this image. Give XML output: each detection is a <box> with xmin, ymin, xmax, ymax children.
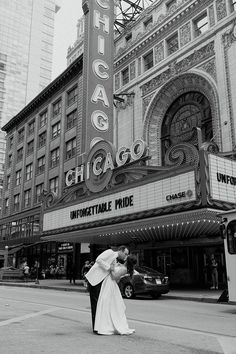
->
<box><xmin>143</xmin><ymin>72</ymin><xmax>220</xmax><ymax>166</ymax></box>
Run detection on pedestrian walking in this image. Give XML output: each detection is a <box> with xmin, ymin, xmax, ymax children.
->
<box><xmin>23</xmin><ymin>263</ymin><xmax>30</xmax><ymax>282</ymax></box>
<box><xmin>85</xmin><ymin>245</ymin><xmax>129</xmax><ymax>333</ymax></box>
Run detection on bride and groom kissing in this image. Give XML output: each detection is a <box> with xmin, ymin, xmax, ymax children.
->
<box><xmin>85</xmin><ymin>245</ymin><xmax>137</xmax><ymax>335</ymax></box>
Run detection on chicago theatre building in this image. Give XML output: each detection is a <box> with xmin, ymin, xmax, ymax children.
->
<box><xmin>1</xmin><ymin>0</ymin><xmax>236</xmax><ymax>287</ymax></box>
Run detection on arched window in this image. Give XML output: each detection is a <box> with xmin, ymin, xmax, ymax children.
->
<box><xmin>161</xmin><ymin>91</ymin><xmax>212</xmax><ymax>164</ymax></box>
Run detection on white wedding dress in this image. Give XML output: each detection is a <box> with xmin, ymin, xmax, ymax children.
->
<box><xmin>94</xmin><ymin>263</ymin><xmax>135</xmax><ymax>335</ymax></box>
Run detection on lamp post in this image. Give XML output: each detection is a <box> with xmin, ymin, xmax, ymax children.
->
<box><xmin>4</xmin><ymin>246</ymin><xmax>8</xmax><ymax>268</ymax></box>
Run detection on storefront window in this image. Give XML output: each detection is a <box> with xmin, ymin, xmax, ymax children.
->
<box><xmin>51</xmin><ymin>242</ymin><xmax>56</xmax><ymax>254</ymax></box>
<box><xmin>170</xmin><ymin>248</ymin><xmax>190</xmax><ymax>285</ymax></box>
<box><xmin>0</xmin><ymin>215</ymin><xmax>40</xmax><ymax>241</ymax></box>
<box><xmin>33</xmin><ymin>217</ymin><xmax>40</xmax><ymax>235</ymax></box>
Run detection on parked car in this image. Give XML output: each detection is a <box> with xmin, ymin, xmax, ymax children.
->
<box><xmin>118</xmin><ymin>265</ymin><xmax>169</xmax><ymax>299</ymax></box>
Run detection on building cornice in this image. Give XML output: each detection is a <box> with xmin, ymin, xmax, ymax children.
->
<box><xmin>2</xmin><ymin>55</ymin><xmax>83</xmax><ymax>132</ymax></box>
<box><xmin>114</xmin><ymin>0</ymin><xmax>212</xmax><ymax>68</ymax></box>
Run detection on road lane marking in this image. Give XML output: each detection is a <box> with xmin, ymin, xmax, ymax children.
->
<box><xmin>1</xmin><ymin>292</ymin><xmax>235</xmax><ymax>343</ymax></box>
<box><xmin>0</xmin><ymin>308</ymin><xmax>57</xmax><ymax>327</ymax></box>
<box><xmin>128</xmin><ymin>317</ymin><xmax>236</xmax><ymax>339</ymax></box>
<box><xmin>128</xmin><ymin>317</ymin><xmax>236</xmax><ymax>352</ymax></box>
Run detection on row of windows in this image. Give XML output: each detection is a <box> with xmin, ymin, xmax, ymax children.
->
<box><xmin>6</xmin><ymin>138</ymin><xmax>76</xmax><ymax>184</ymax></box>
<box><xmin>123</xmin><ymin>0</ymin><xmax>178</xmax><ymax>45</ymax></box>
<box><xmin>118</xmin><ymin>0</ymin><xmax>236</xmax><ymax>88</ymax></box>
<box><xmin>7</xmin><ymin>112</ymin><xmax>77</xmax><ymax>165</ymax></box>
<box><xmin>10</xmin><ymin>109</ymin><xmax>77</xmax><ymax>149</ymax></box>
<box><xmin>4</xmin><ymin>176</ymin><xmax>59</xmax><ymax>212</ymax></box>
<box><xmin>0</xmin><ymin>215</ymin><xmax>40</xmax><ymax>241</ymax></box>
<box><xmin>8</xmin><ymin>87</ymin><xmax>78</xmax><ymax>148</ymax></box>
<box><xmin>124</xmin><ymin>0</ymin><xmax>236</xmax><ymax>44</ymax></box>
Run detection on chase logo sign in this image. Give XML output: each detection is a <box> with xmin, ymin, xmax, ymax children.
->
<box><xmin>166</xmin><ymin>190</ymin><xmax>193</xmax><ymax>201</ymax></box>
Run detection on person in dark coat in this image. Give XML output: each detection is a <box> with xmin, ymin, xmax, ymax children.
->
<box><xmin>68</xmin><ymin>263</ymin><xmax>76</xmax><ymax>285</ymax></box>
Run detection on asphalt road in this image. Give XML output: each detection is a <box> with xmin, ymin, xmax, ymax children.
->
<box><xmin>0</xmin><ymin>286</ymin><xmax>235</xmax><ymax>354</ymax></box>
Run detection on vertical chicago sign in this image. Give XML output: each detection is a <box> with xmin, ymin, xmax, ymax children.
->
<box><xmin>82</xmin><ymin>0</ymin><xmax>114</xmax><ymax>152</ymax></box>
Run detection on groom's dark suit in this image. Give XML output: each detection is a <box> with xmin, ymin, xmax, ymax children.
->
<box><xmin>85</xmin><ymin>249</ymin><xmax>118</xmax><ymax>331</ymax></box>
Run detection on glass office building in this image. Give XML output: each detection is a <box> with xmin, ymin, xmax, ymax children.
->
<box><xmin>0</xmin><ymin>0</ymin><xmax>60</xmax><ymax>208</ymax></box>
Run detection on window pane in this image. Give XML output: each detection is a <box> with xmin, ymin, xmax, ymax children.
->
<box><xmin>38</xmin><ymin>132</ymin><xmax>46</xmax><ymax>148</ymax></box>
<box><xmin>231</xmin><ymin>0</ymin><xmax>236</xmax><ymax>12</ymax></box>
<box><xmin>50</xmin><ymin>148</ymin><xmax>60</xmax><ymax>168</ymax></box>
<box><xmin>67</xmin><ymin>87</ymin><xmax>78</xmax><ymax>106</ymax></box>
<box><xmin>66</xmin><ymin>138</ymin><xmax>76</xmax><ymax>160</ymax></box>
<box><xmin>143</xmin><ymin>51</ymin><xmax>153</xmax><ymax>71</ymax></box>
<box><xmin>49</xmin><ymin>177</ymin><xmax>59</xmax><ymax>194</ymax></box>
<box><xmin>66</xmin><ymin>110</ymin><xmax>77</xmax><ymax>130</ymax></box>
<box><xmin>28</xmin><ymin>120</ymin><xmax>35</xmax><ymax>135</ymax></box>
<box><xmin>52</xmin><ymin>122</ymin><xmax>61</xmax><ymax>138</ymax></box>
<box><xmin>122</xmin><ymin>67</ymin><xmax>129</xmax><ymax>86</ymax></box>
<box><xmin>194</xmin><ymin>13</ymin><xmax>208</xmax><ymax>37</ymax></box>
<box><xmin>167</xmin><ymin>33</ymin><xmax>179</xmax><ymax>55</ymax></box>
<box><xmin>39</xmin><ymin>111</ymin><xmax>48</xmax><ymax>128</ymax></box>
<box><xmin>53</xmin><ymin>99</ymin><xmax>62</xmax><ymax>117</ymax></box>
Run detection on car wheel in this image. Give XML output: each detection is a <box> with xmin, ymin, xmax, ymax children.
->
<box><xmin>123</xmin><ymin>284</ymin><xmax>135</xmax><ymax>299</ymax></box>
<box><xmin>150</xmin><ymin>292</ymin><xmax>161</xmax><ymax>299</ymax></box>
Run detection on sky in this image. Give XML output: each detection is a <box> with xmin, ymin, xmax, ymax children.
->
<box><xmin>52</xmin><ymin>0</ymin><xmax>83</xmax><ymax>79</ymax></box>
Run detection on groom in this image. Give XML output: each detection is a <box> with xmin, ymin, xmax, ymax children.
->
<box><xmin>85</xmin><ymin>245</ymin><xmax>129</xmax><ymax>332</ymax></box>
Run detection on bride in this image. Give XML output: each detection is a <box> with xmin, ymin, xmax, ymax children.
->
<box><xmin>94</xmin><ymin>254</ymin><xmax>137</xmax><ymax>335</ymax></box>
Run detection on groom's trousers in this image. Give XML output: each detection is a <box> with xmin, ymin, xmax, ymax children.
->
<box><xmin>88</xmin><ymin>281</ymin><xmax>103</xmax><ymax>331</ymax></box>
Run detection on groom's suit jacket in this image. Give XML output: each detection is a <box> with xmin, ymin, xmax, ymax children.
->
<box><xmin>85</xmin><ymin>249</ymin><xmax>118</xmax><ymax>286</ymax></box>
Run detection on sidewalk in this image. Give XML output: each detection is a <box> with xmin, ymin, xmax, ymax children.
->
<box><xmin>0</xmin><ymin>278</ymin><xmax>226</xmax><ymax>304</ymax></box>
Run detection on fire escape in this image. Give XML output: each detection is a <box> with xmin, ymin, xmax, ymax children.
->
<box><xmin>114</xmin><ymin>0</ymin><xmax>154</xmax><ymax>33</ymax></box>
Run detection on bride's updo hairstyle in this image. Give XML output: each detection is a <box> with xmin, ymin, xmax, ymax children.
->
<box><xmin>126</xmin><ymin>254</ymin><xmax>137</xmax><ymax>277</ymax></box>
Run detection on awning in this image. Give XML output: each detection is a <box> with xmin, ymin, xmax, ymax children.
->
<box><xmin>8</xmin><ymin>245</ymin><xmax>25</xmax><ymax>255</ymax></box>
<box><xmin>41</xmin><ymin>208</ymin><xmax>221</xmax><ymax>245</ymax></box>
<box><xmin>0</xmin><ymin>244</ymin><xmax>32</xmax><ymax>255</ymax></box>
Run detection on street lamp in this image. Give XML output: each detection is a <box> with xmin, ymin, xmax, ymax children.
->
<box><xmin>4</xmin><ymin>246</ymin><xmax>8</xmax><ymax>268</ymax></box>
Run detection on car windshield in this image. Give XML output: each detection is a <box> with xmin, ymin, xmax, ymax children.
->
<box><xmin>135</xmin><ymin>266</ymin><xmax>161</xmax><ymax>275</ymax></box>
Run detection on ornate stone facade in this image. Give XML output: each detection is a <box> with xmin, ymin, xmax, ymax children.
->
<box><xmin>141</xmin><ymin>42</ymin><xmax>215</xmax><ymax>96</ymax></box>
<box><xmin>179</xmin><ymin>22</ymin><xmax>191</xmax><ymax>47</ymax></box>
<box><xmin>154</xmin><ymin>41</ymin><xmax>164</xmax><ymax>65</ymax></box>
<box><xmin>216</xmin><ymin>0</ymin><xmax>227</xmax><ymax>22</ymax></box>
<box><xmin>143</xmin><ymin>73</ymin><xmax>220</xmax><ymax>166</ymax></box>
<box><xmin>130</xmin><ymin>60</ymin><xmax>136</xmax><ymax>81</ymax></box>
<box><xmin>197</xmin><ymin>58</ymin><xmax>217</xmax><ymax>82</ymax></box>
<box><xmin>222</xmin><ymin>19</ymin><xmax>236</xmax><ymax>146</ymax></box>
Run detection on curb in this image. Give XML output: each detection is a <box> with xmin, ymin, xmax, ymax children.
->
<box><xmin>0</xmin><ymin>282</ymin><xmax>87</xmax><ymax>293</ymax></box>
<box><xmin>0</xmin><ymin>282</ymin><xmax>224</xmax><ymax>303</ymax></box>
